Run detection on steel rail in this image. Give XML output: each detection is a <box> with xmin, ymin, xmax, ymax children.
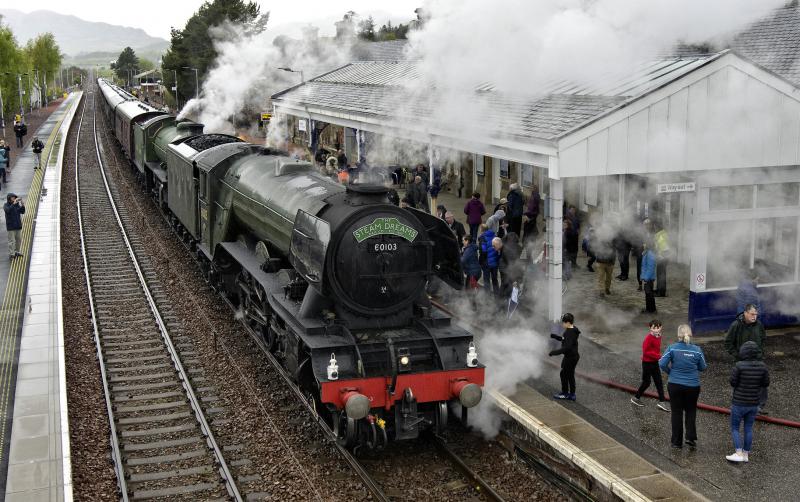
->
<box><xmin>79</xmin><ymin>90</ymin><xmax>243</xmax><ymax>501</ymax></box>
<box><xmin>217</xmin><ymin>295</ymin><xmax>391</xmax><ymax>502</ymax></box>
<box><xmin>74</xmin><ymin>93</ymin><xmax>130</xmax><ymax>502</ymax></box>
<box><xmin>432</xmin><ymin>435</ymin><xmax>507</xmax><ymax>502</ymax></box>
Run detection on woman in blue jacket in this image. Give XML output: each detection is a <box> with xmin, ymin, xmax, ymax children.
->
<box><xmin>477</xmin><ymin>225</ymin><xmax>499</xmax><ymax>294</ymax></box>
<box><xmin>659</xmin><ymin>324</ymin><xmax>707</xmax><ymax>449</ymax></box>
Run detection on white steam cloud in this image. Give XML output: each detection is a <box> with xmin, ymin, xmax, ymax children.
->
<box><xmin>407</xmin><ymin>0</ymin><xmax>786</xmax><ymax>94</ymax></box>
<box><xmin>179</xmin><ymin>20</ymin><xmax>355</xmax><ymax>135</ymax></box>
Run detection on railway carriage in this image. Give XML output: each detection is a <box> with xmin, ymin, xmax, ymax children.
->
<box><xmin>97</xmin><ymin>77</ymin><xmax>485</xmax><ymax>449</ymax></box>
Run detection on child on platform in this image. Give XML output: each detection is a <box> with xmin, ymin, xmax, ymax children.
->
<box><xmin>631</xmin><ymin>320</ymin><xmax>670</xmax><ymax>411</ymax></box>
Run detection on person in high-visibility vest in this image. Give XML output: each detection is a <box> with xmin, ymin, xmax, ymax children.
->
<box><xmin>654</xmin><ymin>223</ymin><xmax>671</xmax><ymax>297</ymax></box>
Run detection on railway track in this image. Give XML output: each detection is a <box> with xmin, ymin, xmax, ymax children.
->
<box><xmin>75</xmin><ymin>90</ymin><xmax>242</xmax><ymax>500</ymax></box>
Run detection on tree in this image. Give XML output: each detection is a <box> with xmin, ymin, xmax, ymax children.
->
<box><xmin>138</xmin><ymin>58</ymin><xmax>155</xmax><ymax>72</ymax></box>
<box><xmin>112</xmin><ymin>46</ymin><xmax>139</xmax><ymax>83</ymax></box>
<box><xmin>377</xmin><ymin>20</ymin><xmax>410</xmax><ymax>41</ymax></box>
<box><xmin>162</xmin><ymin>0</ymin><xmax>262</xmax><ymax>105</ymax></box>
<box><xmin>358</xmin><ymin>16</ymin><xmax>376</xmax><ymax>41</ymax></box>
<box><xmin>25</xmin><ymin>33</ymin><xmax>63</xmax><ymax>100</ymax></box>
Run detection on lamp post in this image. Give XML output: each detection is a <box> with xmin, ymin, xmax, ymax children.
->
<box><xmin>0</xmin><ymin>72</ymin><xmax>7</xmax><ymax>130</ymax></box>
<box><xmin>181</xmin><ymin>67</ymin><xmax>199</xmax><ymax>100</ymax></box>
<box><xmin>172</xmin><ymin>69</ymin><xmax>179</xmax><ymax>109</ymax></box>
<box><xmin>28</xmin><ymin>72</ymin><xmax>33</xmax><ymax>114</ymax></box>
<box><xmin>277</xmin><ymin>66</ymin><xmax>305</xmax><ymax>84</ymax></box>
<box><xmin>17</xmin><ymin>73</ymin><xmax>27</xmax><ymax>121</ymax></box>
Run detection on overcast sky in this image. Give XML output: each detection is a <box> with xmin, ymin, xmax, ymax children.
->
<box><xmin>0</xmin><ymin>1</ymin><xmax>422</xmax><ymax>39</ymax></box>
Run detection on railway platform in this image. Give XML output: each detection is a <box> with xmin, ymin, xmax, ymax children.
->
<box><xmin>0</xmin><ymin>92</ymin><xmax>81</xmax><ymax>501</ymax></box>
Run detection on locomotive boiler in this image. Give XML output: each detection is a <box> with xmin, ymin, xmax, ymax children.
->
<box><xmin>97</xmin><ymin>77</ymin><xmax>485</xmax><ymax>449</ymax></box>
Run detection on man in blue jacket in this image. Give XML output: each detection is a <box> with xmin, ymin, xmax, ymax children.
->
<box><xmin>4</xmin><ymin>193</ymin><xmax>25</xmax><ymax>259</ymax></box>
<box><xmin>641</xmin><ymin>241</ymin><xmax>657</xmax><ymax>313</ymax></box>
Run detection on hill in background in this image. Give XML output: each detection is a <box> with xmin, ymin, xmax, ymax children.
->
<box><xmin>0</xmin><ymin>9</ymin><xmax>168</xmax><ymax>64</ymax></box>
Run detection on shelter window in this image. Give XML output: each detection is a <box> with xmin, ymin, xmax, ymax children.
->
<box><xmin>521</xmin><ymin>164</ymin><xmax>534</xmax><ymax>187</ymax></box>
<box><xmin>756</xmin><ymin>183</ymin><xmax>799</xmax><ymax>208</ymax></box>
<box><xmin>706</xmin><ymin>220</ymin><xmax>750</xmax><ymax>289</ymax></box>
<box><xmin>709</xmin><ymin>185</ymin><xmax>753</xmax><ymax>211</ymax></box>
<box><xmin>754</xmin><ymin>216</ymin><xmax>798</xmax><ymax>284</ymax></box>
<box><xmin>499</xmin><ymin>159</ymin><xmax>510</xmax><ymax>179</ymax></box>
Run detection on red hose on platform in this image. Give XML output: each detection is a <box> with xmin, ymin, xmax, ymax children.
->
<box><xmin>430</xmin><ymin>299</ymin><xmax>800</xmax><ymax>429</ymax></box>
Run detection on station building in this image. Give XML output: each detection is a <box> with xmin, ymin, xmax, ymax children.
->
<box><xmin>271</xmin><ymin>5</ymin><xmax>800</xmax><ymax>332</ymax></box>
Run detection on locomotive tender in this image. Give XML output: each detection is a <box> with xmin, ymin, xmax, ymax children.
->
<box><xmin>96</xmin><ymin>78</ymin><xmax>485</xmax><ymax>448</ymax></box>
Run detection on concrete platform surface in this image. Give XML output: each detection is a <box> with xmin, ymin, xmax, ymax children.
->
<box><xmin>493</xmin><ymin>385</ymin><xmax>706</xmax><ymax>502</ymax></box>
<box><xmin>1</xmin><ymin>92</ymin><xmax>80</xmax><ymax>501</ymax></box>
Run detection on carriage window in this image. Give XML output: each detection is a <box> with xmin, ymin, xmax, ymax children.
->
<box><xmin>756</xmin><ymin>183</ymin><xmax>799</xmax><ymax>208</ymax></box>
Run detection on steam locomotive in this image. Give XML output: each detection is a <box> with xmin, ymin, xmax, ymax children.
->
<box><xmin>96</xmin><ymin>78</ymin><xmax>485</xmax><ymax>449</ymax></box>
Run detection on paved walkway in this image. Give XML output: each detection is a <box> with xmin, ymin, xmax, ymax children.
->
<box><xmin>0</xmin><ymin>93</ymin><xmax>80</xmax><ymax>500</ymax></box>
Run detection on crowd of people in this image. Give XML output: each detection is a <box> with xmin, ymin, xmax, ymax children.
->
<box><xmin>547</xmin><ymin>305</ymin><xmax>769</xmax><ymax>464</ymax></box>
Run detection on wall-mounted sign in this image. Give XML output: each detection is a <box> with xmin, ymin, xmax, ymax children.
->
<box><xmin>298</xmin><ymin>119</ymin><xmax>307</xmax><ymax>132</ymax></box>
<box><xmin>695</xmin><ymin>272</ymin><xmax>706</xmax><ymax>291</ymax></box>
<box><xmin>657</xmin><ymin>182</ymin><xmax>695</xmax><ymax>194</ymax></box>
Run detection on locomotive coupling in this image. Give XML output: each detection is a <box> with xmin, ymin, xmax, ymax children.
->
<box><xmin>466</xmin><ymin>342</ymin><xmax>479</xmax><ymax>367</ymax></box>
<box><xmin>342</xmin><ymin>390</ymin><xmax>370</xmax><ymax>420</ymax></box>
<box><xmin>327</xmin><ymin>353</ymin><xmax>339</xmax><ymax>381</ymax></box>
<box><xmin>451</xmin><ymin>379</ymin><xmax>482</xmax><ymax>408</ymax></box>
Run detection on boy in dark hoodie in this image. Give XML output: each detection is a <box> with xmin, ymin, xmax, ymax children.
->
<box><xmin>549</xmin><ymin>313</ymin><xmax>580</xmax><ymax>401</ymax></box>
<box><xmin>726</xmin><ymin>341</ymin><xmax>769</xmax><ymax>463</ymax></box>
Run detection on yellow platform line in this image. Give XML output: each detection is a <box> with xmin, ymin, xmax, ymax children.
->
<box><xmin>0</xmin><ymin>96</ymin><xmax>76</xmax><ymax>462</ymax></box>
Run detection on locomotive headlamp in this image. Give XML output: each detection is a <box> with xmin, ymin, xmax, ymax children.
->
<box><xmin>398</xmin><ymin>348</ymin><xmax>411</xmax><ymax>372</ymax></box>
<box><xmin>466</xmin><ymin>342</ymin><xmax>478</xmax><ymax>368</ymax></box>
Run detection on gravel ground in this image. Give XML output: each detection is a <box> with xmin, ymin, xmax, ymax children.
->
<box><xmin>531</xmin><ymin>329</ymin><xmax>800</xmax><ymax>501</ymax></box>
<box><xmin>61</xmin><ymin>95</ymin><xmax>120</xmax><ymax>500</ymax></box>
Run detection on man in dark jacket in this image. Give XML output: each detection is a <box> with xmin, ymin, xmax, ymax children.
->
<box><xmin>549</xmin><ymin>313</ymin><xmax>580</xmax><ymax>401</ymax></box>
<box><xmin>724</xmin><ymin>304</ymin><xmax>767</xmax><ymax>411</ymax></box>
<box><xmin>499</xmin><ymin>232</ymin><xmax>522</xmax><ymax>296</ymax></box>
<box><xmin>407</xmin><ymin>176</ymin><xmax>429</xmax><ymax>212</ymax></box>
<box><xmin>445</xmin><ymin>212</ymin><xmax>466</xmax><ymax>242</ymax></box>
<box><xmin>460</xmin><ymin>235</ymin><xmax>481</xmax><ymax>289</ymax></box>
<box><xmin>4</xmin><ymin>193</ymin><xmax>25</xmax><ymax>259</ymax></box>
<box><xmin>31</xmin><ymin>136</ymin><xmax>45</xmax><ymax>169</ymax></box>
<box><xmin>336</xmin><ymin>150</ymin><xmax>347</xmax><ymax>170</ymax></box>
<box><xmin>523</xmin><ymin>185</ymin><xmax>540</xmax><ymax>243</ymax></box>
<box><xmin>726</xmin><ymin>341</ymin><xmax>769</xmax><ymax>463</ymax></box>
<box><xmin>591</xmin><ymin>224</ymin><xmax>616</xmax><ymax>295</ymax></box>
<box><xmin>506</xmin><ymin>183</ymin><xmax>524</xmax><ymax>236</ymax></box>
<box><xmin>13</xmin><ymin>120</ymin><xmax>27</xmax><ymax>148</ymax></box>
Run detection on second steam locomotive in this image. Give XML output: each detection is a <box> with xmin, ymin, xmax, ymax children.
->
<box><xmin>97</xmin><ymin>78</ymin><xmax>485</xmax><ymax>449</ymax></box>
